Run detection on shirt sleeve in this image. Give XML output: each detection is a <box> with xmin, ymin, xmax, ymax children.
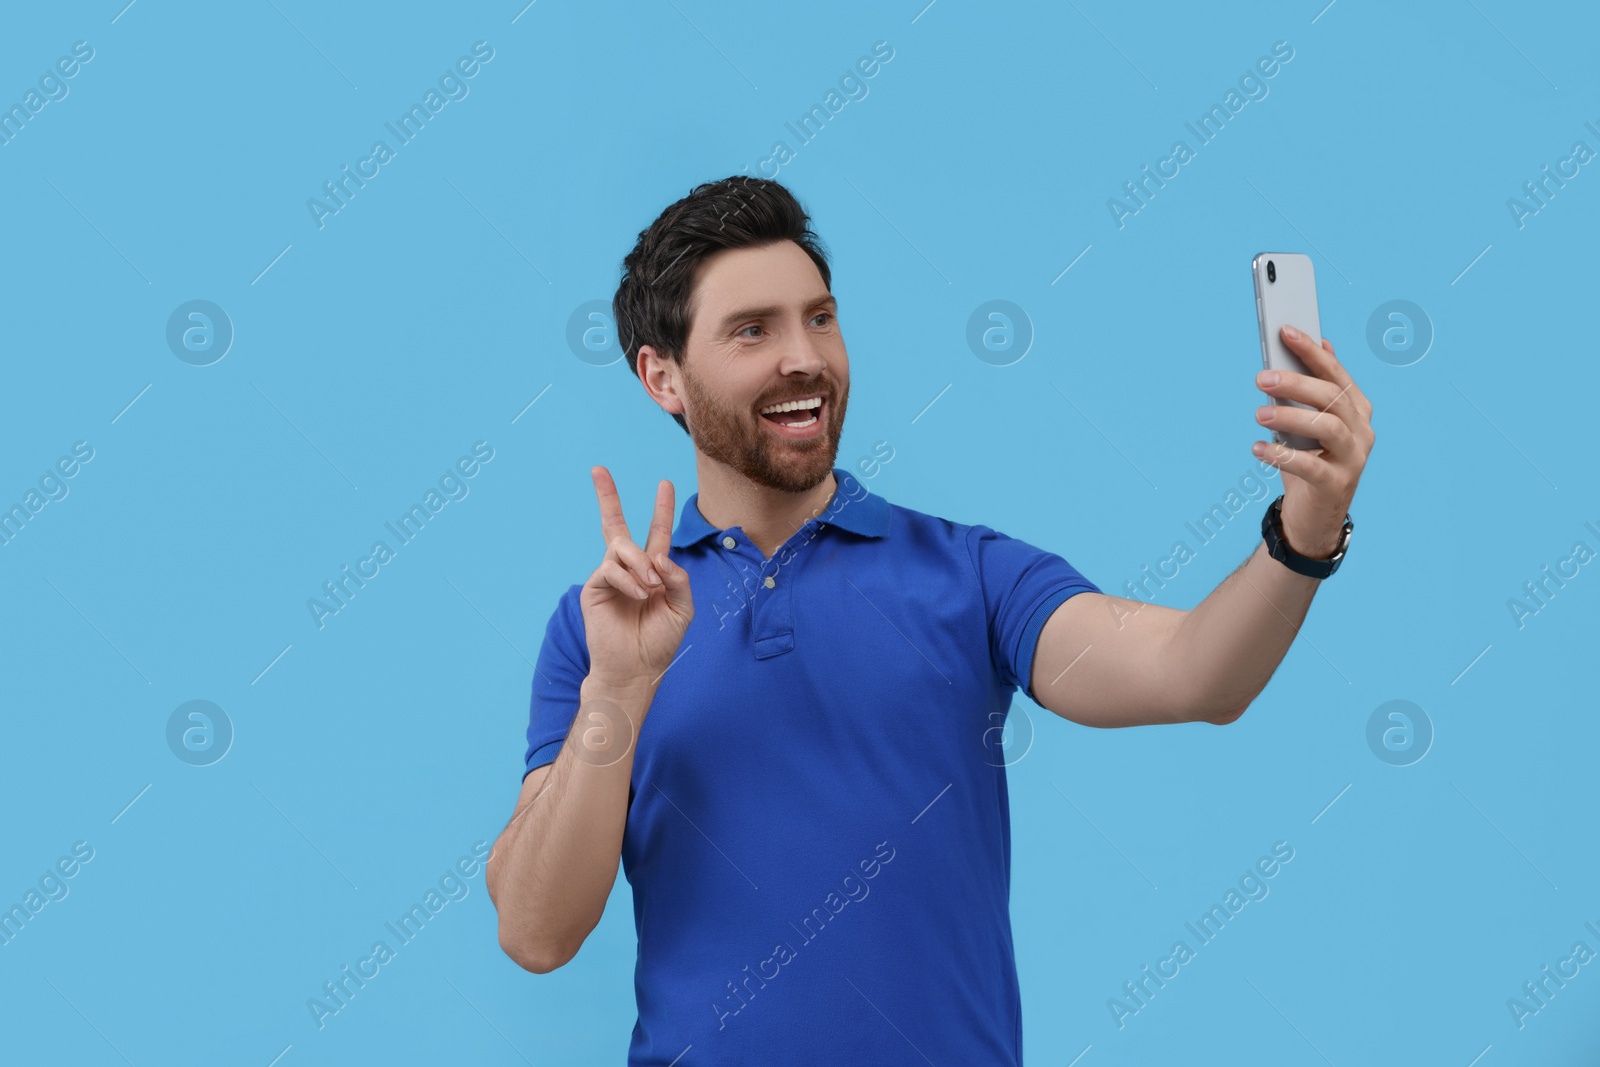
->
<box><xmin>522</xmin><ymin>582</ymin><xmax>590</xmax><ymax>780</ymax></box>
<box><xmin>965</xmin><ymin>523</ymin><xmax>1101</xmax><ymax>704</ymax></box>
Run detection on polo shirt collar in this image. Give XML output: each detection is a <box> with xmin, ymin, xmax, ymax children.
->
<box><xmin>671</xmin><ymin>467</ymin><xmax>889</xmax><ymax>548</ymax></box>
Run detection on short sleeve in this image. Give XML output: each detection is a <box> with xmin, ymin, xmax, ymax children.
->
<box><xmin>522</xmin><ymin>583</ymin><xmax>590</xmax><ymax>780</ymax></box>
<box><xmin>965</xmin><ymin>523</ymin><xmax>1100</xmax><ymax>703</ymax></box>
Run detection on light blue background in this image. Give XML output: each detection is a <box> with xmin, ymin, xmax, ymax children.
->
<box><xmin>2</xmin><ymin>1</ymin><xmax>1596</xmax><ymax>1063</ymax></box>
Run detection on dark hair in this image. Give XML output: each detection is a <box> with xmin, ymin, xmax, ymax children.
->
<box><xmin>613</xmin><ymin>176</ymin><xmax>832</xmax><ymax>435</ymax></box>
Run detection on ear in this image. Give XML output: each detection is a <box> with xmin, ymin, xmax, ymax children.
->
<box><xmin>638</xmin><ymin>344</ymin><xmax>685</xmax><ymax>418</ymax></box>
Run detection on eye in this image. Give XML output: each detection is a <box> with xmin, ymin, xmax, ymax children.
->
<box><xmin>737</xmin><ymin>324</ymin><xmax>764</xmax><ymax>338</ymax></box>
<box><xmin>810</xmin><ymin>311</ymin><xmax>834</xmax><ymax>327</ymax></box>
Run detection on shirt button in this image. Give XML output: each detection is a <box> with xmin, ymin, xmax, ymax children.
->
<box><xmin>763</xmin><ymin>576</ymin><xmax>776</xmax><ymax>589</ymax></box>
<box><xmin>721</xmin><ymin>535</ymin><xmax>736</xmax><ymax>549</ymax></box>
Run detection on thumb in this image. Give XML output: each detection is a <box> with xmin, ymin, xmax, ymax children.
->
<box><xmin>654</xmin><ymin>553</ymin><xmax>694</xmax><ymax>615</ymax></box>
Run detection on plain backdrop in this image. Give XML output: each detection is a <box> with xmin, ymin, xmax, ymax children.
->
<box><xmin>1</xmin><ymin>1</ymin><xmax>1596</xmax><ymax>1063</ymax></box>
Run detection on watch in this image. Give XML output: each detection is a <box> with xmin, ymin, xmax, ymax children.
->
<box><xmin>1261</xmin><ymin>495</ymin><xmax>1352</xmax><ymax>579</ymax></box>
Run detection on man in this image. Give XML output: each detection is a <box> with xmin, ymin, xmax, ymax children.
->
<box><xmin>485</xmin><ymin>176</ymin><xmax>1374</xmax><ymax>1064</ymax></box>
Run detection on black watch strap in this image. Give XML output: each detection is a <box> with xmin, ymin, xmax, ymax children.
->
<box><xmin>1261</xmin><ymin>495</ymin><xmax>1352</xmax><ymax>579</ymax></box>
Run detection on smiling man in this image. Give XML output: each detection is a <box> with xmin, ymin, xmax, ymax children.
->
<box><xmin>485</xmin><ymin>176</ymin><xmax>1374</xmax><ymax>1065</ymax></box>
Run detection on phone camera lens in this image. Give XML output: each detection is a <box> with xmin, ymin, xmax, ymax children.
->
<box><xmin>1266</xmin><ymin>260</ymin><xmax>1276</xmax><ymax>283</ymax></box>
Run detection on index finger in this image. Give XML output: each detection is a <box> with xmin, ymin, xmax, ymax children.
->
<box><xmin>1283</xmin><ymin>328</ymin><xmax>1369</xmax><ymax>409</ymax></box>
<box><xmin>591</xmin><ymin>466</ymin><xmax>632</xmax><ymax>549</ymax></box>
<box><xmin>1282</xmin><ymin>326</ymin><xmax>1352</xmax><ymax>389</ymax></box>
<box><xmin>643</xmin><ymin>479</ymin><xmax>676</xmax><ymax>559</ymax></box>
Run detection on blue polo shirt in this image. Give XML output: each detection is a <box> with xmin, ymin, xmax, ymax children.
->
<box><xmin>523</xmin><ymin>467</ymin><xmax>1100</xmax><ymax>1065</ymax></box>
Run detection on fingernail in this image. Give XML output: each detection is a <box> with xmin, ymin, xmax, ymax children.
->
<box><xmin>1283</xmin><ymin>325</ymin><xmax>1300</xmax><ymax>340</ymax></box>
<box><xmin>1258</xmin><ymin>406</ymin><xmax>1276</xmax><ymax>423</ymax></box>
<box><xmin>1259</xmin><ymin>370</ymin><xmax>1279</xmax><ymax>387</ymax></box>
<box><xmin>647</xmin><ymin>569</ymin><xmax>662</xmax><ymax>585</ymax></box>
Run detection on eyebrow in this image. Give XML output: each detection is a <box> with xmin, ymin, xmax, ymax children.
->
<box><xmin>717</xmin><ymin>294</ymin><xmax>836</xmax><ymax>334</ymax></box>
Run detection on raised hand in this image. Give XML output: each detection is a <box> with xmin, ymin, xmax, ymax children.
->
<box><xmin>579</xmin><ymin>466</ymin><xmax>694</xmax><ymax>691</ymax></box>
<box><xmin>1252</xmin><ymin>325</ymin><xmax>1376</xmax><ymax>557</ymax></box>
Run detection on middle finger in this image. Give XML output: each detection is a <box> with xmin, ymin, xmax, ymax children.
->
<box><xmin>1258</xmin><ymin>368</ymin><xmax>1359</xmax><ymax>417</ymax></box>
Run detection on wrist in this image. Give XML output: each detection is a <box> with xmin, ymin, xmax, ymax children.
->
<box><xmin>1279</xmin><ymin>520</ymin><xmax>1340</xmax><ymax>560</ymax></box>
<box><xmin>1277</xmin><ymin>498</ymin><xmax>1345</xmax><ymax>559</ymax></box>
<box><xmin>1261</xmin><ymin>495</ymin><xmax>1353</xmax><ymax>579</ymax></box>
<box><xmin>582</xmin><ymin>673</ymin><xmax>660</xmax><ymax>703</ymax></box>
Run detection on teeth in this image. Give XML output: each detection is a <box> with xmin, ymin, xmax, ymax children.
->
<box><xmin>760</xmin><ymin>396</ymin><xmax>823</xmax><ymax>415</ymax></box>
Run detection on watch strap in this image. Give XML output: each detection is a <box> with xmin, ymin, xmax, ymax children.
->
<box><xmin>1261</xmin><ymin>495</ymin><xmax>1352</xmax><ymax>579</ymax></box>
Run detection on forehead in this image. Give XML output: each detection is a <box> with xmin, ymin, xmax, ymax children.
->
<box><xmin>687</xmin><ymin>241</ymin><xmax>829</xmax><ymax>330</ymax></box>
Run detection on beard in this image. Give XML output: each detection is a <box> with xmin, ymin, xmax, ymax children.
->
<box><xmin>679</xmin><ymin>362</ymin><xmax>849</xmax><ymax>494</ymax></box>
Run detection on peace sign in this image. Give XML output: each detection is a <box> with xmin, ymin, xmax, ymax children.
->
<box><xmin>579</xmin><ymin>466</ymin><xmax>694</xmax><ymax>693</ymax></box>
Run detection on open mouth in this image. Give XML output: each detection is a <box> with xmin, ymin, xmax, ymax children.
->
<box><xmin>758</xmin><ymin>394</ymin><xmax>826</xmax><ymax>438</ymax></box>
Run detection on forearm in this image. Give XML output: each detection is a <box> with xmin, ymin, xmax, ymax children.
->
<box><xmin>1166</xmin><ymin>541</ymin><xmax>1325</xmax><ymax>722</ymax></box>
<box><xmin>489</xmin><ymin>677</ymin><xmax>656</xmax><ymax>968</ymax></box>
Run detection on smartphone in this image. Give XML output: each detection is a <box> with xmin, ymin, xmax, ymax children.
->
<box><xmin>1251</xmin><ymin>252</ymin><xmax>1321</xmax><ymax>451</ymax></box>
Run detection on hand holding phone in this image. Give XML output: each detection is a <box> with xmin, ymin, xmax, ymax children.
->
<box><xmin>1251</xmin><ymin>252</ymin><xmax>1322</xmax><ymax>451</ymax></box>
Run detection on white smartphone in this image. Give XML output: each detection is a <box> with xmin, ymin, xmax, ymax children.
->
<box><xmin>1251</xmin><ymin>252</ymin><xmax>1322</xmax><ymax>451</ymax></box>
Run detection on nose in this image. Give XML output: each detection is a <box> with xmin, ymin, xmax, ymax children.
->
<box><xmin>776</xmin><ymin>326</ymin><xmax>828</xmax><ymax>379</ymax></box>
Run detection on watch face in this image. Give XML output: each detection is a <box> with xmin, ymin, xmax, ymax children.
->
<box><xmin>1329</xmin><ymin>518</ymin><xmax>1353</xmax><ymax>560</ymax></box>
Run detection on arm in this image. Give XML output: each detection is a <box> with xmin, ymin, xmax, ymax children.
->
<box><xmin>1031</xmin><ymin>326</ymin><xmax>1374</xmax><ymax>728</ymax></box>
<box><xmin>487</xmin><ymin>676</ymin><xmax>658</xmax><ymax>973</ymax></box>
<box><xmin>1030</xmin><ymin>547</ymin><xmax>1327</xmax><ymax>728</ymax></box>
<box><xmin>487</xmin><ymin>467</ymin><xmax>693</xmax><ymax>973</ymax></box>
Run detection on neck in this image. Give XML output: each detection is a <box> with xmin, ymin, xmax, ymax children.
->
<box><xmin>692</xmin><ymin>454</ymin><xmax>839</xmax><ymax>560</ymax></box>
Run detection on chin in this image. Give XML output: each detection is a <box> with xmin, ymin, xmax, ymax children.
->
<box><xmin>752</xmin><ymin>437</ymin><xmax>839</xmax><ymax>493</ymax></box>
